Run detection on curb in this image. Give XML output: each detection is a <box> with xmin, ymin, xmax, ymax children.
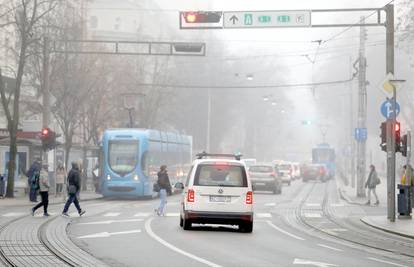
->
<box><xmin>360</xmin><ymin>217</ymin><xmax>414</xmax><ymax>240</ymax></box>
<box><xmin>338</xmin><ymin>187</ymin><xmax>362</xmax><ymax>205</ymax></box>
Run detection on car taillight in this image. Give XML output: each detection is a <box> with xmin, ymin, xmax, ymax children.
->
<box><xmin>246</xmin><ymin>191</ymin><xmax>253</xmax><ymax>204</ymax></box>
<box><xmin>187</xmin><ymin>189</ymin><xmax>195</xmax><ymax>202</ymax></box>
<box><xmin>270</xmin><ymin>172</ymin><xmax>276</xmax><ymax>177</ymax></box>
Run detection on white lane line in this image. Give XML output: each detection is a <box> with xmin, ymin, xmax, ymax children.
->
<box><xmin>264</xmin><ymin>203</ymin><xmax>276</xmax><ymax>207</ymax></box>
<box><xmin>165</xmin><ymin>213</ymin><xmax>180</xmax><ymax>217</ymax></box>
<box><xmin>293</xmin><ymin>258</ymin><xmax>339</xmax><ymax>266</ymax></box>
<box><xmin>78</xmin><ymin>219</ymin><xmax>143</xmax><ymax>225</ymax></box>
<box><xmin>78</xmin><ymin>230</ymin><xmax>141</xmax><ymax>239</ymax></box>
<box><xmin>103</xmin><ymin>212</ymin><xmax>121</xmax><ymax>217</ymax></box>
<box><xmin>266</xmin><ymin>220</ymin><xmax>305</xmax><ymax>241</ymax></box>
<box><xmin>256</xmin><ymin>213</ymin><xmax>272</xmax><ymax>218</ymax></box>
<box><xmin>145</xmin><ymin>218</ymin><xmax>222</xmax><ymax>267</ymax></box>
<box><xmin>2</xmin><ymin>212</ymin><xmax>26</xmax><ymax>217</ymax></box>
<box><xmin>134</xmin><ymin>212</ymin><xmax>151</xmax><ymax>217</ymax></box>
<box><xmin>367</xmin><ymin>257</ymin><xmax>408</xmax><ymax>267</ymax></box>
<box><xmin>317</xmin><ymin>244</ymin><xmax>343</xmax><ymax>252</ymax></box>
<box><xmin>304</xmin><ymin>213</ymin><xmax>322</xmax><ymax>218</ymax></box>
<box><xmin>305</xmin><ymin>203</ymin><xmax>321</xmax><ymax>207</ymax></box>
<box><xmin>330</xmin><ymin>203</ymin><xmax>345</xmax><ymax>207</ymax></box>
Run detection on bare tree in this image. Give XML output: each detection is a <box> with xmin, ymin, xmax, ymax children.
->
<box><xmin>0</xmin><ymin>0</ymin><xmax>57</xmax><ymax>198</ymax></box>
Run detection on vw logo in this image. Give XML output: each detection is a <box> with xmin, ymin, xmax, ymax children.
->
<box><xmin>218</xmin><ymin>188</ymin><xmax>223</xmax><ymax>194</ymax></box>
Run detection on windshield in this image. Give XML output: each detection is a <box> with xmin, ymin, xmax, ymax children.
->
<box><xmin>194</xmin><ymin>164</ymin><xmax>247</xmax><ymax>187</ymax></box>
<box><xmin>108</xmin><ymin>140</ymin><xmax>139</xmax><ymax>176</ymax></box>
<box><xmin>277</xmin><ymin>164</ymin><xmax>291</xmax><ymax>171</ymax></box>
<box><xmin>249</xmin><ymin>166</ymin><xmax>273</xmax><ymax>173</ymax></box>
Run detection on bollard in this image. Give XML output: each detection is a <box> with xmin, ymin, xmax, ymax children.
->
<box><xmin>397</xmin><ymin>184</ymin><xmax>412</xmax><ymax>219</ymax></box>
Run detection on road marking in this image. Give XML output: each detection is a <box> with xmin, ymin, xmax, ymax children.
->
<box><xmin>256</xmin><ymin>213</ymin><xmax>272</xmax><ymax>218</ymax></box>
<box><xmin>330</xmin><ymin>203</ymin><xmax>345</xmax><ymax>207</ymax></box>
<box><xmin>77</xmin><ymin>229</ymin><xmax>141</xmax><ymax>239</ymax></box>
<box><xmin>145</xmin><ymin>218</ymin><xmax>222</xmax><ymax>267</ymax></box>
<box><xmin>264</xmin><ymin>203</ymin><xmax>276</xmax><ymax>207</ymax></box>
<box><xmin>168</xmin><ymin>201</ymin><xmax>179</xmax><ymax>206</ymax></box>
<box><xmin>305</xmin><ymin>203</ymin><xmax>321</xmax><ymax>207</ymax></box>
<box><xmin>293</xmin><ymin>258</ymin><xmax>338</xmax><ymax>266</ymax></box>
<box><xmin>304</xmin><ymin>213</ymin><xmax>322</xmax><ymax>218</ymax></box>
<box><xmin>367</xmin><ymin>257</ymin><xmax>408</xmax><ymax>267</ymax></box>
<box><xmin>134</xmin><ymin>212</ymin><xmax>151</xmax><ymax>217</ymax></box>
<box><xmin>266</xmin><ymin>220</ymin><xmax>305</xmax><ymax>241</ymax></box>
<box><xmin>103</xmin><ymin>212</ymin><xmax>121</xmax><ymax>217</ymax></box>
<box><xmin>165</xmin><ymin>213</ymin><xmax>180</xmax><ymax>217</ymax></box>
<box><xmin>78</xmin><ymin>219</ymin><xmax>143</xmax><ymax>225</ymax></box>
<box><xmin>317</xmin><ymin>244</ymin><xmax>343</xmax><ymax>252</ymax></box>
<box><xmin>2</xmin><ymin>212</ymin><xmax>26</xmax><ymax>217</ymax></box>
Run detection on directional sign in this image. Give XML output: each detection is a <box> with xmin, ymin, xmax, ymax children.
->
<box><xmin>354</xmin><ymin>128</ymin><xmax>367</xmax><ymax>141</ymax></box>
<box><xmin>224</xmin><ymin>10</ymin><xmax>311</xmax><ymax>28</ymax></box>
<box><xmin>381</xmin><ymin>99</ymin><xmax>400</xmax><ymax>119</ymax></box>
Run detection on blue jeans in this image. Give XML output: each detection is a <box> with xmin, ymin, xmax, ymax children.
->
<box><xmin>63</xmin><ymin>193</ymin><xmax>81</xmax><ymax>213</ymax></box>
<box><xmin>157</xmin><ymin>189</ymin><xmax>167</xmax><ymax>215</ymax></box>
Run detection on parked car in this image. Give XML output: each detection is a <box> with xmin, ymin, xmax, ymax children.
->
<box><xmin>249</xmin><ymin>164</ymin><xmax>282</xmax><ymax>194</ymax></box>
<box><xmin>176</xmin><ymin>153</ymin><xmax>254</xmax><ymax>233</ymax></box>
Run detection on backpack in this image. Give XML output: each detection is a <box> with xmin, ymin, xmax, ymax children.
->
<box><xmin>31</xmin><ymin>171</ymin><xmax>40</xmax><ymax>190</ymax></box>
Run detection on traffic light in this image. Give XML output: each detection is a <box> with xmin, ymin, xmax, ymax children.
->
<box><xmin>40</xmin><ymin>127</ymin><xmax>57</xmax><ymax>150</ymax></box>
<box><xmin>182</xmin><ymin>11</ymin><xmax>222</xmax><ymax>23</ymax></box>
<box><xmin>395</xmin><ymin>121</ymin><xmax>401</xmax><ymax>152</ymax></box>
<box><xmin>401</xmin><ymin>134</ymin><xmax>408</xmax><ymax>157</ymax></box>
<box><xmin>380</xmin><ymin>122</ymin><xmax>387</xmax><ymax>152</ymax></box>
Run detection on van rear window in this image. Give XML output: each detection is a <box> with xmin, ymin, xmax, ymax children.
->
<box><xmin>194</xmin><ymin>164</ymin><xmax>247</xmax><ymax>187</ymax></box>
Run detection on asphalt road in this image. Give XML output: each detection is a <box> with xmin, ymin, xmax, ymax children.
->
<box><xmin>1</xmin><ymin>179</ymin><xmax>414</xmax><ymax>267</ymax></box>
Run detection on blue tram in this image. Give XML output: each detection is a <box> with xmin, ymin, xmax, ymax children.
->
<box><xmin>100</xmin><ymin>129</ymin><xmax>192</xmax><ymax>198</ymax></box>
<box><xmin>312</xmin><ymin>143</ymin><xmax>336</xmax><ymax>179</ymax></box>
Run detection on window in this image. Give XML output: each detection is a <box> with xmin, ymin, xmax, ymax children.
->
<box><xmin>141</xmin><ymin>151</ymin><xmax>148</xmax><ymax>177</ymax></box>
<box><xmin>108</xmin><ymin>140</ymin><xmax>139</xmax><ymax>176</ymax></box>
<box><xmin>194</xmin><ymin>164</ymin><xmax>247</xmax><ymax>187</ymax></box>
<box><xmin>185</xmin><ymin>166</ymin><xmax>193</xmax><ymax>187</ymax></box>
<box><xmin>249</xmin><ymin>166</ymin><xmax>273</xmax><ymax>173</ymax></box>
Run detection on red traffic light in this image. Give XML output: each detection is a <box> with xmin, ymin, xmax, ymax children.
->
<box><xmin>184</xmin><ymin>12</ymin><xmax>197</xmax><ymax>23</ymax></box>
<box><xmin>41</xmin><ymin>127</ymin><xmax>50</xmax><ymax>136</ymax></box>
<box><xmin>182</xmin><ymin>11</ymin><xmax>222</xmax><ymax>23</ymax></box>
<box><xmin>395</xmin><ymin>122</ymin><xmax>400</xmax><ymax>132</ymax></box>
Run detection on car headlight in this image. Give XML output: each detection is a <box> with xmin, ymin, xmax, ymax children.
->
<box><xmin>134</xmin><ymin>175</ymin><xmax>139</xmax><ymax>181</ymax></box>
<box><xmin>107</xmin><ymin>175</ymin><xmax>111</xmax><ymax>180</ymax></box>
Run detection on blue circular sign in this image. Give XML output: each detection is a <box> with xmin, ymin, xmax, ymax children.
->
<box><xmin>381</xmin><ymin>100</ymin><xmax>400</xmax><ymax>119</ymax></box>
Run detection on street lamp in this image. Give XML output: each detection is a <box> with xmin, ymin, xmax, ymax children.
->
<box><xmin>121</xmin><ymin>92</ymin><xmax>145</xmax><ymax>128</ymax></box>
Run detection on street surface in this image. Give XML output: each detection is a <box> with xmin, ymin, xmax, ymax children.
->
<box><xmin>1</xmin><ymin>179</ymin><xmax>414</xmax><ymax>267</ymax></box>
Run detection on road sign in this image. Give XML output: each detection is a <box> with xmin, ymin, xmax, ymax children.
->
<box><xmin>354</xmin><ymin>128</ymin><xmax>367</xmax><ymax>141</ymax></box>
<box><xmin>223</xmin><ymin>10</ymin><xmax>311</xmax><ymax>28</ymax></box>
<box><xmin>381</xmin><ymin>99</ymin><xmax>400</xmax><ymax>119</ymax></box>
<box><xmin>379</xmin><ymin>73</ymin><xmax>397</xmax><ymax>97</ymax></box>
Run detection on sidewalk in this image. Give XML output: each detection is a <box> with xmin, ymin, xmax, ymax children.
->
<box><xmin>0</xmin><ymin>191</ymin><xmax>102</xmax><ymax>207</ymax></box>
<box><xmin>337</xmin><ymin>176</ymin><xmax>414</xmax><ymax>239</ymax></box>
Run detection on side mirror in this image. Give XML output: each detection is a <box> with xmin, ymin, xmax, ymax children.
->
<box><xmin>174</xmin><ymin>182</ymin><xmax>184</xmax><ymax>190</ymax></box>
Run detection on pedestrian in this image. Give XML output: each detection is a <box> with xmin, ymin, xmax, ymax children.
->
<box><xmin>27</xmin><ymin>159</ymin><xmax>41</xmax><ymax>202</ymax></box>
<box><xmin>0</xmin><ymin>174</ymin><xmax>5</xmax><ymax>199</ymax></box>
<box><xmin>31</xmin><ymin>164</ymin><xmax>50</xmax><ymax>216</ymax></box>
<box><xmin>401</xmin><ymin>164</ymin><xmax>414</xmax><ymax>186</ymax></box>
<box><xmin>365</xmin><ymin>164</ymin><xmax>380</xmax><ymax>206</ymax></box>
<box><xmin>92</xmin><ymin>164</ymin><xmax>100</xmax><ymax>193</ymax></box>
<box><xmin>55</xmin><ymin>165</ymin><xmax>66</xmax><ymax>196</ymax></box>
<box><xmin>155</xmin><ymin>165</ymin><xmax>172</xmax><ymax>216</ymax></box>
<box><xmin>62</xmin><ymin>162</ymin><xmax>86</xmax><ymax>217</ymax></box>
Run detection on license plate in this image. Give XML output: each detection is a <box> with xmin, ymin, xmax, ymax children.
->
<box><xmin>210</xmin><ymin>195</ymin><xmax>231</xmax><ymax>202</ymax></box>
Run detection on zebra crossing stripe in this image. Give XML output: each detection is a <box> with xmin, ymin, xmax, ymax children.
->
<box><xmin>103</xmin><ymin>212</ymin><xmax>121</xmax><ymax>217</ymax></box>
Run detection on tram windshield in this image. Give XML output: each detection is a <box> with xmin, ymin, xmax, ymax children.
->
<box><xmin>108</xmin><ymin>140</ymin><xmax>139</xmax><ymax>176</ymax></box>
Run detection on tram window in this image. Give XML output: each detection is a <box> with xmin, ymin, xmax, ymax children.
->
<box><xmin>141</xmin><ymin>151</ymin><xmax>148</xmax><ymax>177</ymax></box>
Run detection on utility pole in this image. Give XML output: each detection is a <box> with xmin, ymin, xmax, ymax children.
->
<box><xmin>385</xmin><ymin>4</ymin><xmax>396</xmax><ymax>222</ymax></box>
<box><xmin>349</xmin><ymin>56</ymin><xmax>356</xmax><ymax>188</ymax></box>
<box><xmin>42</xmin><ymin>37</ymin><xmax>50</xmax><ymax>165</ymax></box>
<box><xmin>356</xmin><ymin>17</ymin><xmax>367</xmax><ymax>197</ymax></box>
<box><xmin>206</xmin><ymin>88</ymin><xmax>211</xmax><ymax>152</ymax></box>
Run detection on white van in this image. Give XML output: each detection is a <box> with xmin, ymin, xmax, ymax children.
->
<box><xmin>176</xmin><ymin>153</ymin><xmax>254</xmax><ymax>233</ymax></box>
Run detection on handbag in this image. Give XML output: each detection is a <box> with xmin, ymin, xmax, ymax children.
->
<box><xmin>68</xmin><ymin>185</ymin><xmax>77</xmax><ymax>194</ymax></box>
<box><xmin>153</xmin><ymin>183</ymin><xmax>160</xmax><ymax>193</ymax></box>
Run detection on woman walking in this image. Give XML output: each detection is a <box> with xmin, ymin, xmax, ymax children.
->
<box><xmin>155</xmin><ymin>165</ymin><xmax>172</xmax><ymax>216</ymax></box>
<box><xmin>31</xmin><ymin>165</ymin><xmax>50</xmax><ymax>216</ymax></box>
<box><xmin>365</xmin><ymin>164</ymin><xmax>380</xmax><ymax>206</ymax></box>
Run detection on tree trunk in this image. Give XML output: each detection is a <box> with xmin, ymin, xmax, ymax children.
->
<box><xmin>5</xmin><ymin>128</ymin><xmax>17</xmax><ymax>198</ymax></box>
<box><xmin>64</xmin><ymin>136</ymin><xmax>72</xmax><ymax>171</ymax></box>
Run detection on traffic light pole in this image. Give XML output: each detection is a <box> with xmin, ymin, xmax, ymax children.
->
<box><xmin>385</xmin><ymin>4</ymin><xmax>395</xmax><ymax>222</ymax></box>
<box><xmin>42</xmin><ymin>37</ymin><xmax>50</xmax><ymax>166</ymax></box>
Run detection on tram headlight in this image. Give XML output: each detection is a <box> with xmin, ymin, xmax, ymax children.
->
<box><xmin>134</xmin><ymin>174</ymin><xmax>139</xmax><ymax>181</ymax></box>
<box><xmin>107</xmin><ymin>175</ymin><xmax>111</xmax><ymax>181</ymax></box>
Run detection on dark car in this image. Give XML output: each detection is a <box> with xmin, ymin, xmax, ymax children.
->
<box><xmin>302</xmin><ymin>164</ymin><xmax>329</xmax><ymax>182</ymax></box>
<box><xmin>249</xmin><ymin>164</ymin><xmax>282</xmax><ymax>194</ymax></box>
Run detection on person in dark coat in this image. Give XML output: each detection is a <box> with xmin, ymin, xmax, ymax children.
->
<box><xmin>62</xmin><ymin>162</ymin><xmax>85</xmax><ymax>217</ymax></box>
<box><xmin>365</xmin><ymin>164</ymin><xmax>380</xmax><ymax>205</ymax></box>
<box><xmin>155</xmin><ymin>165</ymin><xmax>172</xmax><ymax>216</ymax></box>
<box><xmin>27</xmin><ymin>160</ymin><xmax>41</xmax><ymax>202</ymax></box>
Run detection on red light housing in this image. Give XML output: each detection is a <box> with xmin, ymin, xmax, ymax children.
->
<box><xmin>187</xmin><ymin>189</ymin><xmax>195</xmax><ymax>202</ymax></box>
<box><xmin>184</xmin><ymin>12</ymin><xmax>197</xmax><ymax>23</ymax></box>
<box><xmin>246</xmin><ymin>191</ymin><xmax>253</xmax><ymax>204</ymax></box>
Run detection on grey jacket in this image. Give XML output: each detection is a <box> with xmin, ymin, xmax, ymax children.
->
<box><xmin>365</xmin><ymin>170</ymin><xmax>379</xmax><ymax>189</ymax></box>
<box><xmin>39</xmin><ymin>170</ymin><xmax>50</xmax><ymax>192</ymax></box>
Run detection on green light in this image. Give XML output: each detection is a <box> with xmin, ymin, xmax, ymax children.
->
<box><xmin>258</xmin><ymin>16</ymin><xmax>271</xmax><ymax>23</ymax></box>
<box><xmin>302</xmin><ymin>120</ymin><xmax>312</xmax><ymax>125</ymax></box>
<box><xmin>277</xmin><ymin>15</ymin><xmax>290</xmax><ymax>23</ymax></box>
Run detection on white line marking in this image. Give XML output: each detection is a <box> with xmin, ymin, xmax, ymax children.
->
<box><xmin>305</xmin><ymin>203</ymin><xmax>321</xmax><ymax>207</ymax></box>
<box><xmin>256</xmin><ymin>213</ymin><xmax>272</xmax><ymax>218</ymax></box>
<box><xmin>304</xmin><ymin>213</ymin><xmax>322</xmax><ymax>218</ymax></box>
<box><xmin>145</xmin><ymin>218</ymin><xmax>222</xmax><ymax>267</ymax></box>
<box><xmin>78</xmin><ymin>219</ymin><xmax>143</xmax><ymax>225</ymax></box>
<box><xmin>367</xmin><ymin>257</ymin><xmax>408</xmax><ymax>267</ymax></box>
<box><xmin>266</xmin><ymin>220</ymin><xmax>305</xmax><ymax>241</ymax></box>
<box><xmin>330</xmin><ymin>203</ymin><xmax>345</xmax><ymax>207</ymax></box>
<box><xmin>165</xmin><ymin>213</ymin><xmax>180</xmax><ymax>217</ymax></box>
<box><xmin>293</xmin><ymin>258</ymin><xmax>338</xmax><ymax>266</ymax></box>
<box><xmin>78</xmin><ymin>229</ymin><xmax>141</xmax><ymax>239</ymax></box>
<box><xmin>317</xmin><ymin>244</ymin><xmax>343</xmax><ymax>252</ymax></box>
<box><xmin>2</xmin><ymin>212</ymin><xmax>25</xmax><ymax>217</ymax></box>
<box><xmin>264</xmin><ymin>203</ymin><xmax>276</xmax><ymax>207</ymax></box>
<box><xmin>103</xmin><ymin>212</ymin><xmax>121</xmax><ymax>217</ymax></box>
<box><xmin>134</xmin><ymin>212</ymin><xmax>151</xmax><ymax>217</ymax></box>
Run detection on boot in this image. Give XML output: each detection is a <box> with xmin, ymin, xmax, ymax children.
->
<box><xmin>374</xmin><ymin>200</ymin><xmax>379</xmax><ymax>206</ymax></box>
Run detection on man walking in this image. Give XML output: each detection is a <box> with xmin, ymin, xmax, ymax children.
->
<box><xmin>365</xmin><ymin>164</ymin><xmax>380</xmax><ymax>206</ymax></box>
<box><xmin>31</xmin><ymin>164</ymin><xmax>50</xmax><ymax>216</ymax></box>
<box><xmin>62</xmin><ymin>162</ymin><xmax>85</xmax><ymax>217</ymax></box>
